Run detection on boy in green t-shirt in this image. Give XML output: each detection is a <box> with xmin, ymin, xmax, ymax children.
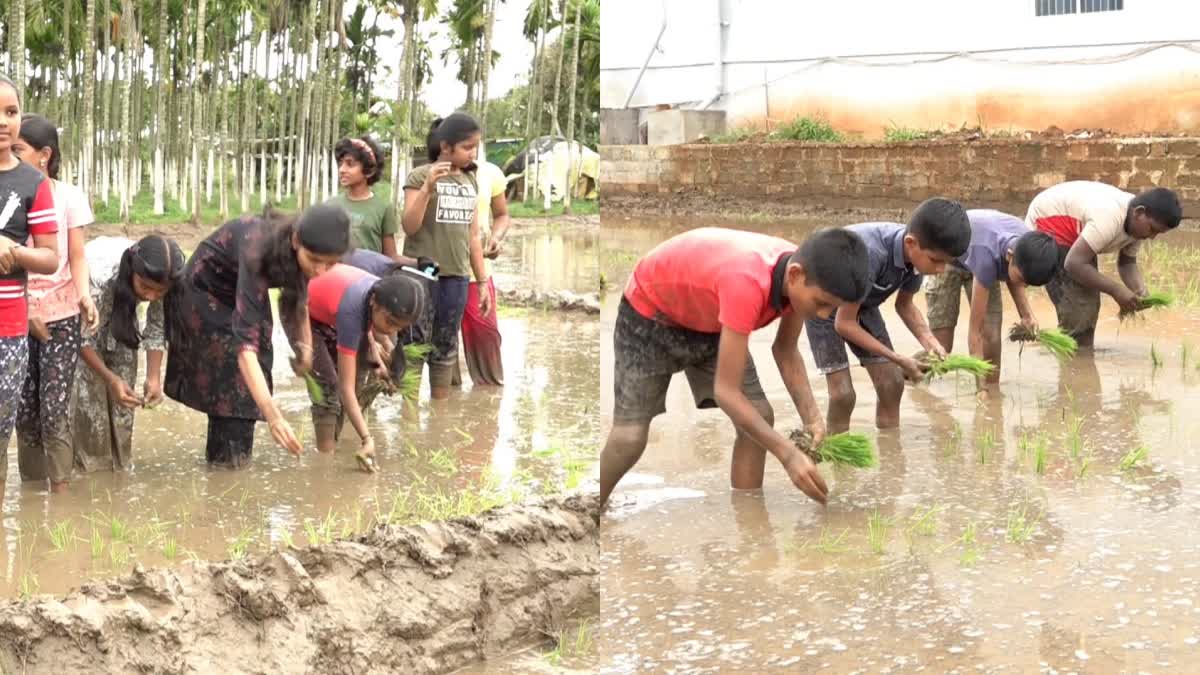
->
<box><xmin>329</xmin><ymin>135</ymin><xmax>398</xmax><ymax>255</ymax></box>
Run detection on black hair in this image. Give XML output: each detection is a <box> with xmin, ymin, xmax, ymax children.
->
<box><xmin>1011</xmin><ymin>231</ymin><xmax>1058</xmax><ymax>287</ymax></box>
<box><xmin>1130</xmin><ymin>187</ymin><xmax>1182</xmax><ymax>230</ymax></box>
<box><xmin>256</xmin><ymin>204</ymin><xmax>350</xmax><ymax>336</ymax></box>
<box><xmin>792</xmin><ymin>228</ymin><xmax>870</xmax><ymax>303</ymax></box>
<box><xmin>361</xmin><ymin>275</ymin><xmax>428</xmax><ymax>370</ymax></box>
<box><xmin>18</xmin><ymin>113</ymin><xmax>60</xmax><ymax>179</ymax></box>
<box><xmin>425</xmin><ymin>112</ymin><xmax>481</xmax><ymax>163</ymax></box>
<box><xmin>112</xmin><ymin>235</ymin><xmax>186</xmax><ymax>349</ymax></box>
<box><xmin>334</xmin><ymin>135</ymin><xmax>386</xmax><ymax>186</ymax></box>
<box><xmin>0</xmin><ymin>74</ymin><xmax>21</xmax><ymax>106</ymax></box>
<box><xmin>907</xmin><ymin>197</ymin><xmax>971</xmax><ymax>257</ymax></box>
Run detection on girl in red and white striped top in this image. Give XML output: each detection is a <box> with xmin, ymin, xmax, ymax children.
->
<box><xmin>0</xmin><ymin>74</ymin><xmax>60</xmax><ymax>491</ymax></box>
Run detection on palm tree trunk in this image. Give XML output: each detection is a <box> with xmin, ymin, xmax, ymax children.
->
<box><xmin>62</xmin><ymin>0</ymin><xmax>74</xmax><ymax>182</ymax></box>
<box><xmin>219</xmin><ymin>24</ymin><xmax>230</xmax><ymax>220</ymax></box>
<box><xmin>274</xmin><ymin>21</ymin><xmax>287</xmax><ymax>204</ymax></box>
<box><xmin>550</xmin><ymin>0</ymin><xmax>567</xmax><ymax>135</ymax></box>
<box><xmin>523</xmin><ymin>0</ymin><xmax>545</xmax><ymax>143</ymax></box>
<box><xmin>100</xmin><ymin>0</ymin><xmax>113</xmax><ymax>205</ymax></box>
<box><xmin>151</xmin><ymin>0</ymin><xmax>168</xmax><ymax>213</ymax></box>
<box><xmin>479</xmin><ymin>0</ymin><xmax>496</xmax><ymax>152</ymax></box>
<box><xmin>238</xmin><ymin>16</ymin><xmax>252</xmax><ymax>214</ymax></box>
<box><xmin>11</xmin><ymin>0</ymin><xmax>25</xmax><ymax>102</ymax></box>
<box><xmin>82</xmin><ymin>0</ymin><xmax>97</xmax><ymax>198</ymax></box>
<box><xmin>391</xmin><ymin>3</ymin><xmax>418</xmax><ymax>209</ymax></box>
<box><xmin>563</xmin><ymin>0</ymin><xmax>583</xmax><ymax>214</ymax></box>
<box><xmin>191</xmin><ymin>0</ymin><xmax>207</xmax><ymax>223</ymax></box>
<box><xmin>260</xmin><ymin>29</ymin><xmax>271</xmax><ymax>208</ymax></box>
<box><xmin>297</xmin><ymin>0</ymin><xmax>318</xmax><ymax>208</ymax></box>
<box><xmin>119</xmin><ymin>0</ymin><xmax>134</xmax><ymax>221</ymax></box>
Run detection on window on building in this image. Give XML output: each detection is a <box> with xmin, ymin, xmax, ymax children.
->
<box><xmin>1036</xmin><ymin>0</ymin><xmax>1123</xmax><ymax>16</ymax></box>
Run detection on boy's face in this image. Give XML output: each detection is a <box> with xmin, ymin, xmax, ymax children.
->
<box><xmin>1128</xmin><ymin>206</ymin><xmax>1172</xmax><ymax>240</ymax></box>
<box><xmin>1004</xmin><ymin>249</ymin><xmax>1026</xmax><ymax>285</ymax></box>
<box><xmin>785</xmin><ymin>264</ymin><xmax>844</xmax><ymax>320</ymax></box>
<box><xmin>903</xmin><ymin>233</ymin><xmax>956</xmax><ymax>274</ymax></box>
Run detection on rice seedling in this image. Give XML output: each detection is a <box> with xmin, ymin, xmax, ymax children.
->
<box><xmin>1066</xmin><ymin>417</ymin><xmax>1084</xmax><ymax>460</ymax></box>
<box><xmin>944</xmin><ymin>421</ymin><xmax>963</xmax><ymax>457</ymax></box>
<box><xmin>976</xmin><ymin>429</ymin><xmax>995</xmax><ymax>465</ymax></box>
<box><xmin>18</xmin><ymin>571</ymin><xmax>39</xmax><ymax>599</ymax></box>
<box><xmin>302</xmin><ymin>372</ymin><xmax>324</xmax><ymax>404</ymax></box>
<box><xmin>304</xmin><ymin>510</ymin><xmax>341</xmax><ymax>546</ymax></box>
<box><xmin>956</xmin><ymin>521</ymin><xmax>980</xmax><ymax>566</ymax></box>
<box><xmin>398</xmin><ymin>343</ymin><xmax>434</xmax><ymax>401</ymax></box>
<box><xmin>1033</xmin><ymin>435</ymin><xmax>1048</xmax><ymax>475</ymax></box>
<box><xmin>544</xmin><ymin>620</ymin><xmax>594</xmax><ymax>666</ymax></box>
<box><xmin>867</xmin><ymin>510</ymin><xmax>893</xmax><ymax>555</ymax></box>
<box><xmin>109</xmin><ymin>545</ymin><xmax>130</xmax><ymax>569</ymax></box>
<box><xmin>278</xmin><ymin>530</ymin><xmax>295</xmax><ymax>549</ymax></box>
<box><xmin>1008</xmin><ymin>325</ymin><xmax>1078</xmax><ymax>360</ymax></box>
<box><xmin>228</xmin><ymin>530</ymin><xmax>253</xmax><ymax>561</ymax></box>
<box><xmin>451</xmin><ymin>427</ymin><xmax>474</xmax><ymax>442</ymax></box>
<box><xmin>1077</xmin><ymin>454</ymin><xmax>1092</xmax><ymax>479</ymax></box>
<box><xmin>811</xmin><ymin>527</ymin><xmax>851</xmax><ymax>554</ymax></box>
<box><xmin>1183</xmin><ymin>341</ymin><xmax>1193</xmax><ymax>370</ymax></box>
<box><xmin>1119</xmin><ymin>445</ymin><xmax>1149</xmax><ymax>471</ymax></box>
<box><xmin>1151</xmin><ymin>343</ymin><xmax>1163</xmax><ymax>369</ymax></box>
<box><xmin>428</xmin><ymin>448</ymin><xmax>458</xmax><ymax>476</ymax></box>
<box><xmin>1121</xmin><ymin>290</ymin><xmax>1174</xmax><ymax>321</ymax></box>
<box><xmin>1005</xmin><ymin>505</ymin><xmax>1040</xmax><ymax>544</ymax></box>
<box><xmin>789</xmin><ymin>430</ymin><xmax>878</xmax><ymax>468</ymax></box>
<box><xmin>907</xmin><ymin>505</ymin><xmax>942</xmax><ymax>537</ymax></box>
<box><xmin>921</xmin><ymin>353</ymin><xmax>996</xmax><ymax>382</ymax></box>
<box><xmin>90</xmin><ymin>526</ymin><xmax>105</xmax><ymax>559</ymax></box>
<box><xmin>46</xmin><ymin>520</ymin><xmax>75</xmax><ymax>552</ymax></box>
<box><xmin>161</xmin><ymin>537</ymin><xmax>179</xmax><ymax>560</ymax></box>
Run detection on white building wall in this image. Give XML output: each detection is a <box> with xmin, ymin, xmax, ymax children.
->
<box><xmin>601</xmin><ymin>0</ymin><xmax>1200</xmax><ymax>137</ymax></box>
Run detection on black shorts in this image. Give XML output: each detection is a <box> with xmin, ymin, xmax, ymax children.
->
<box><xmin>612</xmin><ymin>298</ymin><xmax>765</xmax><ymax>424</ymax></box>
<box><xmin>805</xmin><ymin>306</ymin><xmax>892</xmax><ymax>374</ymax></box>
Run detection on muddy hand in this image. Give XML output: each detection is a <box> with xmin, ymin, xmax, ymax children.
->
<box><xmin>356</xmin><ymin>438</ymin><xmax>378</xmax><ymax>473</ymax></box>
<box><xmin>1020</xmin><ymin>315</ymin><xmax>1039</xmax><ymax>336</ymax></box>
<box><xmin>424</xmin><ymin>162</ymin><xmax>453</xmax><ymax>190</ymax></box>
<box><xmin>269</xmin><ymin>418</ymin><xmax>304</xmax><ymax>456</ymax></box>
<box><xmin>898</xmin><ymin>355</ymin><xmax>928</xmax><ymax>384</ymax></box>
<box><xmin>805</xmin><ymin>420</ymin><xmax>827</xmax><ymax>450</ymax></box>
<box><xmin>143</xmin><ymin>380</ymin><xmax>164</xmax><ymax>408</ymax></box>
<box><xmin>109</xmin><ymin>376</ymin><xmax>144</xmax><ymax>409</ymax></box>
<box><xmin>783</xmin><ymin>449</ymin><xmax>828</xmax><ymax>505</ymax></box>
<box><xmin>479</xmin><ymin>285</ymin><xmax>493</xmax><ymax>317</ymax></box>
<box><xmin>290</xmin><ymin>343</ymin><xmax>313</xmax><ymax>376</ymax></box>
<box><xmin>484</xmin><ymin>237</ymin><xmax>502</xmax><ymax>259</ymax></box>
<box><xmin>1114</xmin><ymin>287</ymin><xmax>1141</xmax><ymax>313</ymax></box>
<box><xmin>79</xmin><ymin>295</ymin><xmax>100</xmax><ymax>334</ymax></box>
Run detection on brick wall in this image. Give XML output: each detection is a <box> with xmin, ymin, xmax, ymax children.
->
<box><xmin>600</xmin><ymin>138</ymin><xmax>1200</xmax><ymax>215</ymax></box>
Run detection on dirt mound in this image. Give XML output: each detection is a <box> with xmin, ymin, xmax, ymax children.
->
<box><xmin>0</xmin><ymin>494</ymin><xmax>599</xmax><ymax>674</ymax></box>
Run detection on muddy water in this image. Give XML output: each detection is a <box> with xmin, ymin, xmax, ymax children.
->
<box><xmin>599</xmin><ymin>218</ymin><xmax>1200</xmax><ymax>673</ymax></box>
<box><xmin>0</xmin><ymin>224</ymin><xmax>599</xmax><ymax>600</ymax></box>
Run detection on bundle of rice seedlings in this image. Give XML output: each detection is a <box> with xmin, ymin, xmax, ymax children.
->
<box><xmin>789</xmin><ymin>429</ymin><xmax>878</xmax><ymax>468</ymax></box>
<box><xmin>302</xmin><ymin>372</ymin><xmax>325</xmax><ymax>404</ymax></box>
<box><xmin>920</xmin><ymin>353</ymin><xmax>996</xmax><ymax>381</ymax></box>
<box><xmin>1120</xmin><ymin>290</ymin><xmax>1174</xmax><ymax>320</ymax></box>
<box><xmin>1009</xmin><ymin>324</ymin><xmax>1078</xmax><ymax>360</ymax></box>
<box><xmin>398</xmin><ymin>343</ymin><xmax>434</xmax><ymax>401</ymax></box>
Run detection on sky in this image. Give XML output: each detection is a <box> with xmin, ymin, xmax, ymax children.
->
<box><xmin>369</xmin><ymin>0</ymin><xmax>542</xmax><ymax>117</ymax></box>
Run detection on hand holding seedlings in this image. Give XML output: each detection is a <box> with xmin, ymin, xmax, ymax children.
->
<box><xmin>142</xmin><ymin>380</ymin><xmax>165</xmax><ymax>409</ymax></box>
<box><xmin>107</xmin><ymin>374</ymin><xmax>144</xmax><ymax>409</ymax></box>
<box><xmin>781</xmin><ymin>449</ymin><xmax>828</xmax><ymax>505</ymax></box>
<box><xmin>789</xmin><ymin>428</ymin><xmax>878</xmax><ymax>468</ymax></box>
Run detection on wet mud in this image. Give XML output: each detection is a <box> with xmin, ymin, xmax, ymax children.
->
<box><xmin>0</xmin><ymin>494</ymin><xmax>598</xmax><ymax>675</ymax></box>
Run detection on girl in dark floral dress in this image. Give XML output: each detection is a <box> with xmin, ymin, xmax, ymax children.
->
<box><xmin>165</xmin><ymin>205</ymin><xmax>349</xmax><ymax>467</ymax></box>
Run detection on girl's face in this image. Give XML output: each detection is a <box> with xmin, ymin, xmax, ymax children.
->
<box><xmin>12</xmin><ymin>137</ymin><xmax>50</xmax><ymax>177</ymax></box>
<box><xmin>133</xmin><ymin>272</ymin><xmax>171</xmax><ymax>302</ymax></box>
<box><xmin>371</xmin><ymin>304</ymin><xmax>412</xmax><ymax>334</ymax></box>
<box><xmin>338</xmin><ymin>156</ymin><xmax>366</xmax><ymax>188</ymax></box>
<box><xmin>297</xmin><ymin>246</ymin><xmax>342</xmax><ymax>279</ymax></box>
<box><xmin>0</xmin><ymin>86</ymin><xmax>21</xmax><ymax>155</ymax></box>
<box><xmin>441</xmin><ymin>132</ymin><xmax>481</xmax><ymax>169</ymax></box>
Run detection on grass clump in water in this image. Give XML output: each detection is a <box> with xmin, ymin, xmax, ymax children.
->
<box><xmin>1009</xmin><ymin>324</ymin><xmax>1078</xmax><ymax>360</ymax></box>
<box><xmin>867</xmin><ymin>510</ymin><xmax>893</xmax><ymax>555</ymax></box>
<box><xmin>1119</xmin><ymin>445</ymin><xmax>1149</xmax><ymax>471</ymax></box>
<box><xmin>920</xmin><ymin>353</ymin><xmax>996</xmax><ymax>381</ymax></box>
<box><xmin>1151</xmin><ymin>343</ymin><xmax>1163</xmax><ymax>369</ymax></box>
<box><xmin>544</xmin><ymin>620</ymin><xmax>594</xmax><ymax>666</ymax></box>
<box><xmin>1005</xmin><ymin>505</ymin><xmax>1040</xmax><ymax>544</ymax></box>
<box><xmin>789</xmin><ymin>429</ymin><xmax>877</xmax><ymax>468</ymax></box>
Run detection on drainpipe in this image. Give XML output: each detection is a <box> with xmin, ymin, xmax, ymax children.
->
<box><xmin>622</xmin><ymin>0</ymin><xmax>669</xmax><ymax>109</ymax></box>
<box><xmin>701</xmin><ymin>0</ymin><xmax>729</xmax><ymax>110</ymax></box>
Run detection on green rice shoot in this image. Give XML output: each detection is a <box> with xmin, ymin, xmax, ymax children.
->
<box><xmin>302</xmin><ymin>372</ymin><xmax>324</xmax><ymax>404</ymax></box>
<box><xmin>922</xmin><ymin>353</ymin><xmax>996</xmax><ymax>381</ymax></box>
<box><xmin>1009</xmin><ymin>325</ymin><xmax>1078</xmax><ymax>360</ymax></box>
<box><xmin>399</xmin><ymin>343</ymin><xmax>434</xmax><ymax>401</ymax></box>
<box><xmin>1119</xmin><ymin>445</ymin><xmax>1149</xmax><ymax>471</ymax></box>
<box><xmin>813</xmin><ymin>432</ymin><xmax>878</xmax><ymax>468</ymax></box>
<box><xmin>1121</xmin><ymin>289</ymin><xmax>1174</xmax><ymax>320</ymax></box>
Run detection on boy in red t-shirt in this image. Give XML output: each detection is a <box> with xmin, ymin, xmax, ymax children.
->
<box><xmin>600</xmin><ymin>227</ymin><xmax>871</xmax><ymax>509</ymax></box>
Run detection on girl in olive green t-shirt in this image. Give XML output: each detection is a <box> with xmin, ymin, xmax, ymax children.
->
<box><xmin>400</xmin><ymin>112</ymin><xmax>490</xmax><ymax>400</ymax></box>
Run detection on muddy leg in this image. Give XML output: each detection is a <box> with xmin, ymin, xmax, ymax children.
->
<box><xmin>924</xmin><ymin>270</ymin><xmax>966</xmax><ymax>353</ymax></box>
<box><xmin>825</xmin><ymin>369</ymin><xmax>856</xmax><ymax>434</ymax></box>
<box><xmin>932</xmin><ymin>327</ymin><xmax>955</xmax><ymax>354</ymax></box>
<box><xmin>730</xmin><ymin>399</ymin><xmax>774</xmax><ymax>490</ymax></box>
<box><xmin>599</xmin><ymin>422</ymin><xmax>651</xmax><ymax>508</ymax></box>
<box><xmin>865</xmin><ymin>362</ymin><xmax>905</xmax><ymax>429</ymax></box>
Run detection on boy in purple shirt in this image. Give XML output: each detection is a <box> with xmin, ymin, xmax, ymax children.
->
<box><xmin>926</xmin><ymin>209</ymin><xmax>1058</xmax><ymax>387</ymax></box>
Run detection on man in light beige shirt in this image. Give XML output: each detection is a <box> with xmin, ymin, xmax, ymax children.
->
<box><xmin>1025</xmin><ymin>181</ymin><xmax>1181</xmax><ymax>346</ymax></box>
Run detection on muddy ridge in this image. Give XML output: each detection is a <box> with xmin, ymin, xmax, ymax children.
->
<box><xmin>498</xmin><ymin>288</ymin><xmax>601</xmax><ymax>314</ymax></box>
<box><xmin>0</xmin><ymin>494</ymin><xmax>599</xmax><ymax>675</ymax></box>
